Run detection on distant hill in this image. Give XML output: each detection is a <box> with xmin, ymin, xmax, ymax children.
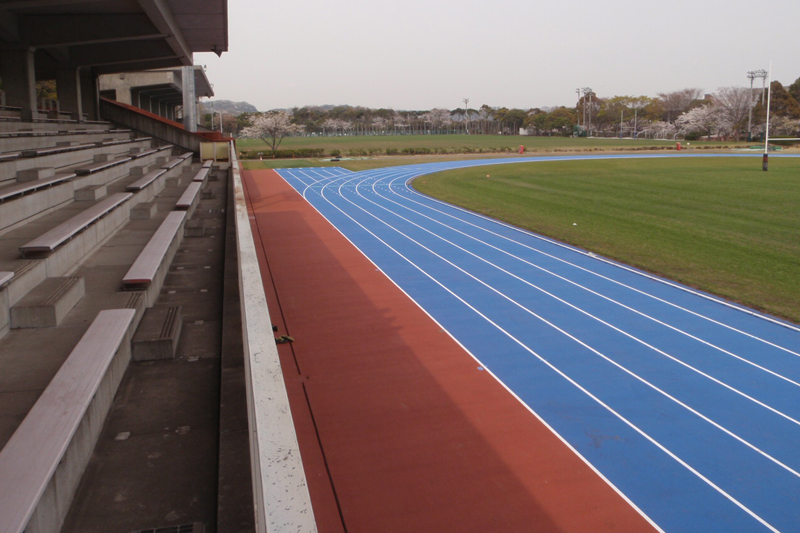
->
<box><xmin>201</xmin><ymin>100</ymin><xmax>258</xmax><ymax>115</ymax></box>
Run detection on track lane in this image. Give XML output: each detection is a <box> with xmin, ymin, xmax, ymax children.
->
<box><xmin>275</xmin><ymin>156</ymin><xmax>800</xmax><ymax>531</ymax></box>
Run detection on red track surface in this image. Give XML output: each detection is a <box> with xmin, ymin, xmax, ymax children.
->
<box><xmin>243</xmin><ymin>169</ymin><xmax>657</xmax><ymax>532</ymax></box>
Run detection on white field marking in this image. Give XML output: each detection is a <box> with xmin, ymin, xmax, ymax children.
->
<box><xmin>389</xmin><ymin>170</ymin><xmax>800</xmax><ymax>346</ymax></box>
<box><xmin>275</xmin><ymin>169</ymin><xmax>670</xmax><ymax>532</ymax></box>
<box><xmin>340</xmin><ymin>175</ymin><xmax>800</xmax><ymax>476</ymax></box>
<box><xmin>280</xmin><ymin>169</ymin><xmax>318</xmax><ymax>191</ymax></box>
<box><xmin>310</xmin><ymin>173</ymin><xmax>779</xmax><ymax>533</ymax></box>
<box><xmin>286</xmin><ymin>168</ymin><xmax>350</xmax><ymax>198</ymax></box>
<box><xmin>365</xmin><ymin>175</ymin><xmax>800</xmax><ymax>394</ymax></box>
<box><xmin>286</xmin><ymin>168</ymin><xmax>355</xmax><ymax>199</ymax></box>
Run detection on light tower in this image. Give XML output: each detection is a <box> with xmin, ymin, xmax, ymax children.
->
<box><xmin>582</xmin><ymin>87</ymin><xmax>593</xmax><ymax>134</ymax></box>
<box><xmin>746</xmin><ymin>69</ymin><xmax>767</xmax><ymax>141</ymax></box>
<box><xmin>463</xmin><ymin>98</ymin><xmax>470</xmax><ymax>134</ymax></box>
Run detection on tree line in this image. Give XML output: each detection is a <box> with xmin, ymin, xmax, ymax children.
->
<box><xmin>235</xmin><ymin>76</ymin><xmax>800</xmax><ymax>148</ymax></box>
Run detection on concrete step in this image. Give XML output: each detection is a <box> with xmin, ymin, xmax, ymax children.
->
<box><xmin>75</xmin><ymin>183</ymin><xmax>107</xmax><ymax>201</ymax></box>
<box><xmin>132</xmin><ymin>305</ymin><xmax>182</xmax><ymax>361</ymax></box>
<box><xmin>10</xmin><ymin>276</ymin><xmax>85</xmax><ymax>328</ymax></box>
<box><xmin>131</xmin><ymin>201</ymin><xmax>157</xmax><ymax>220</ymax></box>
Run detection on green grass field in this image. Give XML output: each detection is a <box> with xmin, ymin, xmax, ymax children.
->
<box><xmin>412</xmin><ymin>156</ymin><xmax>800</xmax><ymax>324</ymax></box>
<box><xmin>241</xmin><ymin>153</ymin><xmax>532</xmax><ymax>171</ymax></box>
<box><xmin>238</xmin><ymin>134</ymin><xmax>745</xmax><ymax>156</ymax></box>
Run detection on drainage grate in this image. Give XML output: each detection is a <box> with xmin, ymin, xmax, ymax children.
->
<box><xmin>132</xmin><ymin>523</ymin><xmax>204</xmax><ymax>533</ymax></box>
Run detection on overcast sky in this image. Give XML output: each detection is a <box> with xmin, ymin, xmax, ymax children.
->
<box><xmin>196</xmin><ymin>0</ymin><xmax>800</xmax><ymax>112</ymax></box>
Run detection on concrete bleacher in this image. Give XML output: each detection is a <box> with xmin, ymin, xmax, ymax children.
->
<box><xmin>0</xmin><ymin>117</ymin><xmax>224</xmax><ymax>532</ymax></box>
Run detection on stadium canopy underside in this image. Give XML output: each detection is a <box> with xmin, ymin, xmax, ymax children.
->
<box><xmin>0</xmin><ymin>0</ymin><xmax>228</xmax><ymax>121</ymax></box>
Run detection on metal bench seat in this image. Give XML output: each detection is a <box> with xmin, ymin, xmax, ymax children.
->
<box><xmin>20</xmin><ymin>142</ymin><xmax>97</xmax><ymax>158</ymax></box>
<box><xmin>74</xmin><ymin>155</ymin><xmax>132</xmax><ymax>176</ymax></box>
<box><xmin>0</xmin><ymin>130</ymin><xmax>59</xmax><ymax>138</ymax></box>
<box><xmin>0</xmin><ymin>308</ymin><xmax>136</xmax><ymax>533</ymax></box>
<box><xmin>161</xmin><ymin>152</ymin><xmax>193</xmax><ymax>171</ymax></box>
<box><xmin>161</xmin><ymin>157</ymin><xmax>184</xmax><ymax>170</ymax></box>
<box><xmin>130</xmin><ymin>145</ymin><xmax>171</xmax><ymax>159</ymax></box>
<box><xmin>101</xmin><ymin>136</ymin><xmax>150</xmax><ymax>146</ymax></box>
<box><xmin>192</xmin><ymin>167</ymin><xmax>210</xmax><ymax>182</ymax></box>
<box><xmin>20</xmin><ymin>192</ymin><xmax>131</xmax><ymax>257</ymax></box>
<box><xmin>122</xmin><ymin>211</ymin><xmax>186</xmax><ymax>288</ymax></box>
<box><xmin>0</xmin><ymin>128</ymin><xmax>127</xmax><ymax>139</ymax></box>
<box><xmin>0</xmin><ymin>172</ymin><xmax>76</xmax><ymax>202</ymax></box>
<box><xmin>126</xmin><ymin>169</ymin><xmax>167</xmax><ymax>192</ymax></box>
<box><xmin>175</xmin><ymin>181</ymin><xmax>202</xmax><ymax>210</ymax></box>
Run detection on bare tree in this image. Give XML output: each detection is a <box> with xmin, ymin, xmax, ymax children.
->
<box><xmin>241</xmin><ymin>110</ymin><xmax>304</xmax><ymax>151</ymax></box>
<box><xmin>658</xmin><ymin>88</ymin><xmax>704</xmax><ymax>122</ymax></box>
<box><xmin>713</xmin><ymin>87</ymin><xmax>753</xmax><ymax>140</ymax></box>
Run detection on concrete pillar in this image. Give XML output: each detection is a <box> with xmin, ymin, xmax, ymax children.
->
<box><xmin>81</xmin><ymin>68</ymin><xmax>98</xmax><ymax>121</ymax></box>
<box><xmin>56</xmin><ymin>67</ymin><xmax>82</xmax><ymax>121</ymax></box>
<box><xmin>0</xmin><ymin>48</ymin><xmax>38</xmax><ymax>120</ymax></box>
<box><xmin>114</xmin><ymin>87</ymin><xmax>132</xmax><ymax>105</ymax></box>
<box><xmin>181</xmin><ymin>65</ymin><xmax>197</xmax><ymax>132</ymax></box>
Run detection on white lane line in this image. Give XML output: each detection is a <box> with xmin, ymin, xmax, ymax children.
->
<box><xmin>310</xmin><ymin>172</ymin><xmax>780</xmax><ymax>533</ymax></box>
<box><xmin>365</xmin><ymin>175</ymin><xmax>800</xmax><ymax>393</ymax></box>
<box><xmin>389</xmin><ymin>172</ymin><xmax>800</xmax><ymax>348</ymax></box>
<box><xmin>337</xmin><ymin>175</ymin><xmax>800</xmax><ymax>477</ymax></box>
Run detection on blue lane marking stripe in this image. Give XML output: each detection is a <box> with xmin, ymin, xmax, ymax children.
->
<box><xmin>272</xmin><ymin>154</ymin><xmax>800</xmax><ymax>532</ymax></box>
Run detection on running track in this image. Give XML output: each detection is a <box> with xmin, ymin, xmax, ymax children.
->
<box><xmin>271</xmin><ymin>154</ymin><xmax>800</xmax><ymax>532</ymax></box>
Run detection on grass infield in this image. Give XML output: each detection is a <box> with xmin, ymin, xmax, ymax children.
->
<box><xmin>238</xmin><ymin>134</ymin><xmax>746</xmax><ymax>156</ymax></box>
<box><xmin>412</xmin><ymin>156</ymin><xmax>800</xmax><ymax>324</ymax></box>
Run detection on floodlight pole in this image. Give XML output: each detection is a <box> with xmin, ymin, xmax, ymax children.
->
<box><xmin>575</xmin><ymin>88</ymin><xmax>582</xmax><ymax>127</ymax></box>
<box><xmin>746</xmin><ymin>69</ymin><xmax>767</xmax><ymax>142</ymax></box>
<box><xmin>583</xmin><ymin>87</ymin><xmax>593</xmax><ymax>135</ymax></box>
<box><xmin>463</xmin><ymin>98</ymin><xmax>470</xmax><ymax>134</ymax></box>
<box><xmin>763</xmin><ymin>63</ymin><xmax>772</xmax><ymax>171</ymax></box>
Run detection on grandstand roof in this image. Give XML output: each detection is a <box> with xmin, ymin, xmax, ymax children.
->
<box><xmin>0</xmin><ymin>0</ymin><xmax>228</xmax><ymax>74</ymax></box>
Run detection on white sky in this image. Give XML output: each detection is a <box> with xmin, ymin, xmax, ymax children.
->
<box><xmin>196</xmin><ymin>0</ymin><xmax>800</xmax><ymax>112</ymax></box>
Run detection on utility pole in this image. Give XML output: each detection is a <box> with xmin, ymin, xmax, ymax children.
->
<box><xmin>463</xmin><ymin>98</ymin><xmax>470</xmax><ymax>134</ymax></box>
<box><xmin>763</xmin><ymin>63</ymin><xmax>772</xmax><ymax>171</ymax></box>
<box><xmin>747</xmin><ymin>69</ymin><xmax>767</xmax><ymax>142</ymax></box>
<box><xmin>583</xmin><ymin>87</ymin><xmax>593</xmax><ymax>135</ymax></box>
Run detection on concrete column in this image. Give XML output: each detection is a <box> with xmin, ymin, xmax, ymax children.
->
<box><xmin>80</xmin><ymin>68</ymin><xmax>98</xmax><ymax>121</ymax></box>
<box><xmin>181</xmin><ymin>65</ymin><xmax>197</xmax><ymax>132</ymax></box>
<box><xmin>114</xmin><ymin>87</ymin><xmax>132</xmax><ymax>105</ymax></box>
<box><xmin>0</xmin><ymin>48</ymin><xmax>38</xmax><ymax>120</ymax></box>
<box><xmin>56</xmin><ymin>66</ymin><xmax>82</xmax><ymax>121</ymax></box>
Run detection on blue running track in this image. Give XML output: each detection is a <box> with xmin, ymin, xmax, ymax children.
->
<box><xmin>273</xmin><ymin>154</ymin><xmax>800</xmax><ymax>532</ymax></box>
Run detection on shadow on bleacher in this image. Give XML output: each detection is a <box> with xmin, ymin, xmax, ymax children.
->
<box><xmin>0</xmin><ymin>117</ymin><xmax>224</xmax><ymax>532</ymax></box>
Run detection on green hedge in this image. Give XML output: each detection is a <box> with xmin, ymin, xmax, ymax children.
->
<box><xmin>239</xmin><ymin>148</ymin><xmax>326</xmax><ymax>159</ymax></box>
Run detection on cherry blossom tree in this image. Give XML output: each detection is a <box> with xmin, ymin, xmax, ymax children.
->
<box><xmin>421</xmin><ymin>108</ymin><xmax>452</xmax><ymax>132</ymax></box>
<box><xmin>641</xmin><ymin>121</ymin><xmax>678</xmax><ymax>140</ymax></box>
<box><xmin>675</xmin><ymin>105</ymin><xmax>722</xmax><ymax>139</ymax></box>
<box><xmin>241</xmin><ymin>110</ymin><xmax>304</xmax><ymax>151</ymax></box>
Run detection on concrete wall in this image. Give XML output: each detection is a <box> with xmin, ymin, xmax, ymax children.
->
<box><xmin>100</xmin><ymin>99</ymin><xmax>201</xmax><ymax>154</ymax></box>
